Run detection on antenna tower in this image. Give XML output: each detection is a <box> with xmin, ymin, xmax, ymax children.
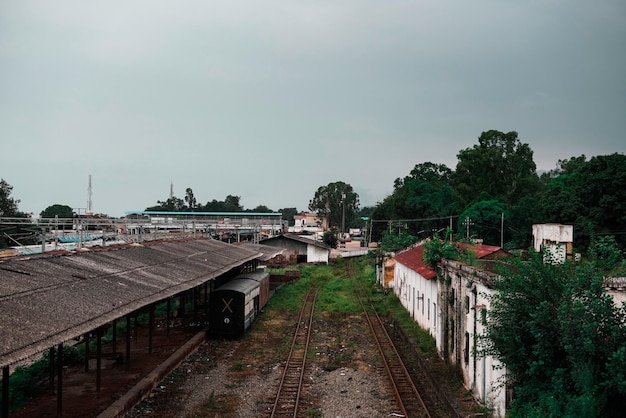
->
<box><xmin>86</xmin><ymin>174</ymin><xmax>93</xmax><ymax>215</ymax></box>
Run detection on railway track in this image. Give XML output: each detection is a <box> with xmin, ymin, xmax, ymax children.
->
<box><xmin>347</xmin><ymin>264</ymin><xmax>436</xmax><ymax>418</ymax></box>
<box><xmin>269</xmin><ymin>287</ymin><xmax>318</xmax><ymax>418</ymax></box>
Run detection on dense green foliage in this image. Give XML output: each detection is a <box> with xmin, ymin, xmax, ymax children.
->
<box><xmin>308</xmin><ymin>181</ymin><xmax>359</xmax><ymax>232</ymax></box>
<box><xmin>371</xmin><ymin>162</ymin><xmax>459</xmax><ymax>240</ymax></box>
<box><xmin>321</xmin><ymin>230</ymin><xmax>338</xmax><ymax>249</ymax></box>
<box><xmin>368</xmin><ymin>132</ymin><xmax>625</xmax><ymax>255</ymax></box>
<box><xmin>454</xmin><ymin>130</ymin><xmax>540</xmax><ymax>207</ymax></box>
<box><xmin>422</xmin><ymin>233</ymin><xmax>458</xmax><ymax>269</ymax></box>
<box><xmin>0</xmin><ymin>179</ymin><xmax>21</xmax><ymax>217</ymax></box>
<box><xmin>483</xmin><ymin>253</ymin><xmax>626</xmax><ymax>417</ymax></box>
<box><xmin>380</xmin><ymin>229</ymin><xmax>420</xmax><ymax>252</ymax></box>
<box><xmin>40</xmin><ymin>204</ymin><xmax>74</xmax><ymax>218</ymax></box>
<box><xmin>146</xmin><ymin>193</ymin><xmax>248</xmax><ymax>212</ymax></box>
<box><xmin>538</xmin><ymin>153</ymin><xmax>626</xmax><ymax>251</ymax></box>
<box><xmin>457</xmin><ymin>196</ymin><xmax>508</xmax><ymax>245</ymax></box>
<box><xmin>0</xmin><ymin>345</ymin><xmax>81</xmax><ymax>411</ymax></box>
<box><xmin>3</xmin><ymin>130</ymin><xmax>625</xmax><ymax>254</ymax></box>
<box><xmin>0</xmin><ymin>179</ymin><xmax>36</xmax><ymax>248</ymax></box>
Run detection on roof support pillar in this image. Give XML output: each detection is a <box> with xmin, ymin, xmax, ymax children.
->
<box><xmin>96</xmin><ymin>327</ymin><xmax>103</xmax><ymax>392</ymax></box>
<box><xmin>133</xmin><ymin>313</ymin><xmax>138</xmax><ymax>343</ymax></box>
<box><xmin>112</xmin><ymin>319</ymin><xmax>118</xmax><ymax>355</ymax></box>
<box><xmin>180</xmin><ymin>294</ymin><xmax>186</xmax><ymax>328</ymax></box>
<box><xmin>204</xmin><ymin>282</ymin><xmax>209</xmax><ymax>319</ymax></box>
<box><xmin>49</xmin><ymin>346</ymin><xmax>55</xmax><ymax>393</ymax></box>
<box><xmin>56</xmin><ymin>343</ymin><xmax>63</xmax><ymax>418</ymax></box>
<box><xmin>148</xmin><ymin>304</ymin><xmax>154</xmax><ymax>354</ymax></box>
<box><xmin>125</xmin><ymin>314</ymin><xmax>131</xmax><ymax>370</ymax></box>
<box><xmin>166</xmin><ymin>298</ymin><xmax>171</xmax><ymax>338</ymax></box>
<box><xmin>2</xmin><ymin>366</ymin><xmax>9</xmax><ymax>418</ymax></box>
<box><xmin>192</xmin><ymin>288</ymin><xmax>198</xmax><ymax>324</ymax></box>
<box><xmin>83</xmin><ymin>333</ymin><xmax>90</xmax><ymax>372</ymax></box>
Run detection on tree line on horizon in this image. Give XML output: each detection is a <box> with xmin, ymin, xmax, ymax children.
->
<box><xmin>2</xmin><ymin>129</ymin><xmax>625</xmax><ymax>255</ymax></box>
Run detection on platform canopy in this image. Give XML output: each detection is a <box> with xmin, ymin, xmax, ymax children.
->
<box><xmin>0</xmin><ymin>238</ymin><xmax>261</xmax><ymax>369</ymax></box>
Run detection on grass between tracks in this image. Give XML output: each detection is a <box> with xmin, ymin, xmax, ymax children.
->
<box><xmin>266</xmin><ymin>257</ymin><xmax>437</xmax><ymax>355</ymax></box>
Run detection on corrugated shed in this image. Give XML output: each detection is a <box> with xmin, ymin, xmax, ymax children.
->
<box><xmin>394</xmin><ymin>246</ymin><xmax>437</xmax><ymax>280</ymax></box>
<box><xmin>235</xmin><ymin>242</ymin><xmax>286</xmax><ymax>262</ymax></box>
<box><xmin>0</xmin><ymin>238</ymin><xmax>261</xmax><ymax>369</ymax></box>
<box><xmin>455</xmin><ymin>242</ymin><xmax>509</xmax><ymax>260</ymax></box>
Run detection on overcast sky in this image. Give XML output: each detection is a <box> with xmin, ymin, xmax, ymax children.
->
<box><xmin>1</xmin><ymin>1</ymin><xmax>625</xmax><ymax>218</ymax></box>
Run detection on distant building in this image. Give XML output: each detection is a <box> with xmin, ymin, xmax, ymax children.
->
<box><xmin>532</xmin><ymin>223</ymin><xmax>574</xmax><ymax>263</ymax></box>
<box><xmin>289</xmin><ymin>212</ymin><xmax>327</xmax><ymax>233</ymax></box>
<box><xmin>392</xmin><ymin>241</ymin><xmax>511</xmax><ymax>417</ymax></box>
<box><xmin>260</xmin><ymin>233</ymin><xmax>330</xmax><ymax>264</ymax></box>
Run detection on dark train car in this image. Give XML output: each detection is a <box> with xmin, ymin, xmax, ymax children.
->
<box><xmin>239</xmin><ymin>270</ymin><xmax>270</xmax><ymax>310</ymax></box>
<box><xmin>210</xmin><ymin>270</ymin><xmax>270</xmax><ymax>337</ymax></box>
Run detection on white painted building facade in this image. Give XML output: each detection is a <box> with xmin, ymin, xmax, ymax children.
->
<box><xmin>393</xmin><ymin>245</ymin><xmax>440</xmax><ymax>343</ymax></box>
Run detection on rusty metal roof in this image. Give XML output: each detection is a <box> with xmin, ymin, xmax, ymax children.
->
<box><xmin>235</xmin><ymin>242</ymin><xmax>286</xmax><ymax>261</ymax></box>
<box><xmin>0</xmin><ymin>238</ymin><xmax>261</xmax><ymax>369</ymax></box>
<box><xmin>394</xmin><ymin>245</ymin><xmax>437</xmax><ymax>280</ymax></box>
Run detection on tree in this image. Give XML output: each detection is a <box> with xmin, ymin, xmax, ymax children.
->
<box><xmin>321</xmin><ymin>230</ymin><xmax>338</xmax><ymax>249</ymax></box>
<box><xmin>457</xmin><ymin>195</ymin><xmax>508</xmax><ymax>245</ymax></box>
<box><xmin>537</xmin><ymin>153</ymin><xmax>626</xmax><ymax>252</ymax></box>
<box><xmin>249</xmin><ymin>205</ymin><xmax>273</xmax><ymax>213</ymax></box>
<box><xmin>454</xmin><ymin>130</ymin><xmax>539</xmax><ymax>207</ymax></box>
<box><xmin>202</xmin><ymin>195</ymin><xmax>244</xmax><ymax>212</ymax></box>
<box><xmin>422</xmin><ymin>231</ymin><xmax>458</xmax><ymax>269</ymax></box>
<box><xmin>308</xmin><ymin>182</ymin><xmax>359</xmax><ymax>232</ymax></box>
<box><xmin>380</xmin><ymin>229</ymin><xmax>419</xmax><ymax>253</ymax></box>
<box><xmin>370</xmin><ymin>163</ymin><xmax>459</xmax><ymax>241</ymax></box>
<box><xmin>145</xmin><ymin>196</ymin><xmax>185</xmax><ymax>212</ymax></box>
<box><xmin>0</xmin><ymin>179</ymin><xmax>20</xmax><ymax>217</ymax></box>
<box><xmin>40</xmin><ymin>204</ymin><xmax>74</xmax><ymax>218</ymax></box>
<box><xmin>482</xmin><ymin>253</ymin><xmax>626</xmax><ymax>417</ymax></box>
<box><xmin>588</xmin><ymin>235</ymin><xmax>624</xmax><ymax>274</ymax></box>
<box><xmin>184</xmin><ymin>188</ymin><xmax>197</xmax><ymax>211</ymax></box>
<box><xmin>278</xmin><ymin>207</ymin><xmax>298</xmax><ymax>226</ymax></box>
<box><xmin>0</xmin><ymin>180</ymin><xmax>34</xmax><ymax>248</ymax></box>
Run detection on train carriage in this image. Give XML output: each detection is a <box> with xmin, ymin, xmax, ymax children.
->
<box><xmin>209</xmin><ymin>270</ymin><xmax>270</xmax><ymax>337</ymax></box>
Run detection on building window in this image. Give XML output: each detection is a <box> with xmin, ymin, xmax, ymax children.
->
<box><xmin>427</xmin><ymin>298</ymin><xmax>430</xmax><ymax>320</ymax></box>
<box><xmin>465</xmin><ymin>295</ymin><xmax>470</xmax><ymax>314</ymax></box>
<box><xmin>464</xmin><ymin>332</ymin><xmax>470</xmax><ymax>365</ymax></box>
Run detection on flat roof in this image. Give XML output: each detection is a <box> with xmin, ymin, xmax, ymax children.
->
<box><xmin>125</xmin><ymin>211</ymin><xmax>282</xmax><ymax>217</ymax></box>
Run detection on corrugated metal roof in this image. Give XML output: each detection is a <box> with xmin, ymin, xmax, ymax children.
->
<box><xmin>0</xmin><ymin>238</ymin><xmax>261</xmax><ymax>369</ymax></box>
<box><xmin>455</xmin><ymin>242</ymin><xmax>506</xmax><ymax>259</ymax></box>
<box><xmin>235</xmin><ymin>242</ymin><xmax>286</xmax><ymax>261</ymax></box>
<box><xmin>394</xmin><ymin>245</ymin><xmax>437</xmax><ymax>280</ymax></box>
<box><xmin>261</xmin><ymin>233</ymin><xmax>331</xmax><ymax>250</ymax></box>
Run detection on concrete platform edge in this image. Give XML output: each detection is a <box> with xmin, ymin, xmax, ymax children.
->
<box><xmin>97</xmin><ymin>329</ymin><xmax>207</xmax><ymax>418</ymax></box>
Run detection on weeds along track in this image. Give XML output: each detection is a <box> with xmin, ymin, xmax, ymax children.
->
<box><xmin>269</xmin><ymin>287</ymin><xmax>318</xmax><ymax>418</ymax></box>
<box><xmin>346</xmin><ymin>264</ymin><xmax>437</xmax><ymax>418</ymax></box>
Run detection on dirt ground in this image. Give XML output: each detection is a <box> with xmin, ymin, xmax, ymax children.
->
<box><xmin>126</xmin><ymin>309</ymin><xmax>483</xmax><ymax>417</ymax></box>
<box><xmin>9</xmin><ymin>295</ymin><xmax>483</xmax><ymax>417</ymax></box>
<box><xmin>10</xmin><ymin>322</ymin><xmax>202</xmax><ymax>418</ymax></box>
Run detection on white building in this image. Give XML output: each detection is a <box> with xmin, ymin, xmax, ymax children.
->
<box><xmin>532</xmin><ymin>223</ymin><xmax>574</xmax><ymax>263</ymax></box>
<box><xmin>393</xmin><ymin>245</ymin><xmax>440</xmax><ymax>343</ymax></box>
<box><xmin>392</xmin><ymin>242</ymin><xmax>510</xmax><ymax>417</ymax></box>
<box><xmin>441</xmin><ymin>259</ymin><xmax>507</xmax><ymax>417</ymax></box>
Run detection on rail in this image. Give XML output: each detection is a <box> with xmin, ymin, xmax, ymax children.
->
<box><xmin>269</xmin><ymin>287</ymin><xmax>318</xmax><ymax>418</ymax></box>
<box><xmin>347</xmin><ymin>264</ymin><xmax>433</xmax><ymax>418</ymax></box>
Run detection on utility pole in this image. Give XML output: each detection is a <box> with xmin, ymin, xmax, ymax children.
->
<box><xmin>341</xmin><ymin>193</ymin><xmax>346</xmax><ymax>235</ymax></box>
<box><xmin>463</xmin><ymin>217</ymin><xmax>473</xmax><ymax>241</ymax></box>
<box><xmin>501</xmin><ymin>212</ymin><xmax>504</xmax><ymax>248</ymax></box>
